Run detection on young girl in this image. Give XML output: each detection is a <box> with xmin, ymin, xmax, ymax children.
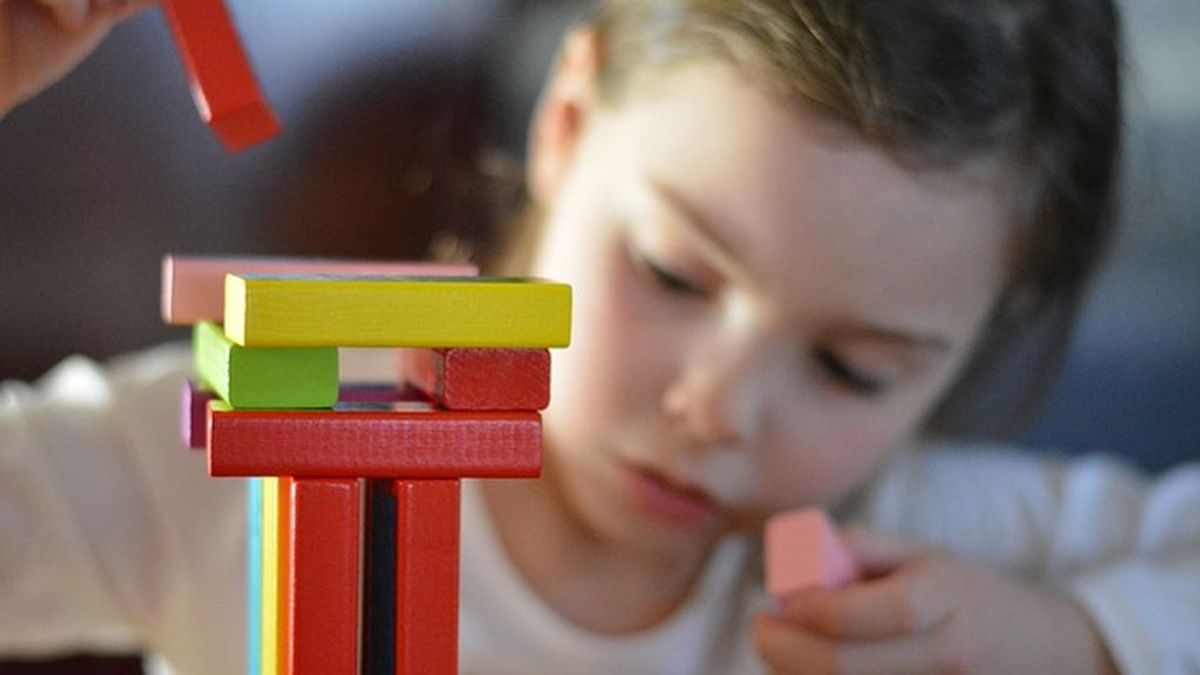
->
<box><xmin>2</xmin><ymin>1</ymin><xmax>1197</xmax><ymax>674</ymax></box>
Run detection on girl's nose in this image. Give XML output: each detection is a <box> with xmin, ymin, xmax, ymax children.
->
<box><xmin>661</xmin><ymin>330</ymin><xmax>777</xmax><ymax>448</ymax></box>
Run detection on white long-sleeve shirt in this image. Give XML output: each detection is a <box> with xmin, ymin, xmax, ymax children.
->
<box><xmin>1</xmin><ymin>344</ymin><xmax>1197</xmax><ymax>674</ymax></box>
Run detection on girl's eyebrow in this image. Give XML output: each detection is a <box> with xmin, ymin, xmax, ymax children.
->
<box><xmin>645</xmin><ymin>178</ymin><xmax>747</xmax><ymax>280</ymax></box>
<box><xmin>834</xmin><ymin>325</ymin><xmax>952</xmax><ymax>354</ymax></box>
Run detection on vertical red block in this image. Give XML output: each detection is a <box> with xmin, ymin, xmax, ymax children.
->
<box><xmin>287</xmin><ymin>478</ymin><xmax>362</xmax><ymax>675</ymax></box>
<box><xmin>161</xmin><ymin>0</ymin><xmax>281</xmax><ymax>151</ymax></box>
<box><xmin>399</xmin><ymin>348</ymin><xmax>550</xmax><ymax>410</ymax></box>
<box><xmin>393</xmin><ymin>479</ymin><xmax>460</xmax><ymax>674</ymax></box>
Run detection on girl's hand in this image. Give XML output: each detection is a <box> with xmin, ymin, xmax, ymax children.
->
<box><xmin>753</xmin><ymin>529</ymin><xmax>1119</xmax><ymax>674</ymax></box>
<box><xmin>0</xmin><ymin>0</ymin><xmax>156</xmax><ymax>115</ymax></box>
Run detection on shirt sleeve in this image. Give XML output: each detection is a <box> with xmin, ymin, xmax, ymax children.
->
<box><xmin>0</xmin><ymin>344</ymin><xmax>246</xmax><ymax>674</ymax></box>
<box><xmin>859</xmin><ymin>445</ymin><xmax>1200</xmax><ymax>675</ymax></box>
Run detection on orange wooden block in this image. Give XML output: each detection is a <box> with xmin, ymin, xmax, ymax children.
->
<box><xmin>161</xmin><ymin>0</ymin><xmax>280</xmax><ymax>151</ymax></box>
<box><xmin>286</xmin><ymin>478</ymin><xmax>362</xmax><ymax>675</ymax></box>
<box><xmin>398</xmin><ymin>348</ymin><xmax>551</xmax><ymax>410</ymax></box>
<box><xmin>206</xmin><ymin>403</ymin><xmax>541</xmax><ymax>478</ymax></box>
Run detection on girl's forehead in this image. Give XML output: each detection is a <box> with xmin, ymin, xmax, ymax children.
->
<box><xmin>598</xmin><ymin>65</ymin><xmax>1011</xmax><ymax>330</ymax></box>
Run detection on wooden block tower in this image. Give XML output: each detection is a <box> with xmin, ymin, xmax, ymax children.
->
<box><xmin>162</xmin><ymin>255</ymin><xmax>571</xmax><ymax>674</ymax></box>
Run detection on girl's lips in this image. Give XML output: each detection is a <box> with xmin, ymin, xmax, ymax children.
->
<box><xmin>622</xmin><ymin>462</ymin><xmax>719</xmax><ymax>526</ymax></box>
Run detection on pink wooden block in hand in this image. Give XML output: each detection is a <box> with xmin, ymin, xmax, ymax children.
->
<box><xmin>765</xmin><ymin>508</ymin><xmax>858</xmax><ymax>604</ymax></box>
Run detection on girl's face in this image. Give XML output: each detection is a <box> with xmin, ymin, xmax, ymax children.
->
<box><xmin>527</xmin><ymin>59</ymin><xmax>1011</xmax><ymax>558</ymax></box>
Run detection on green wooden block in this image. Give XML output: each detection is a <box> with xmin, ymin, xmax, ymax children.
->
<box><xmin>192</xmin><ymin>321</ymin><xmax>338</xmax><ymax>409</ymax></box>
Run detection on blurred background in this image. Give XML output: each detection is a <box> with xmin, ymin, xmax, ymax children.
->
<box><xmin>0</xmin><ymin>0</ymin><xmax>1195</xmax><ymax>671</ymax></box>
<box><xmin>0</xmin><ymin>0</ymin><xmax>1196</xmax><ymax>462</ymax></box>
<box><xmin>0</xmin><ymin>1</ymin><xmax>1196</xmax><ymax>453</ymax></box>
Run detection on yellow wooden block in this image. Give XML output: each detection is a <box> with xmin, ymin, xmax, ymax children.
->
<box><xmin>261</xmin><ymin>477</ymin><xmax>281</xmax><ymax>675</ymax></box>
<box><xmin>223</xmin><ymin>274</ymin><xmax>573</xmax><ymax>348</ymax></box>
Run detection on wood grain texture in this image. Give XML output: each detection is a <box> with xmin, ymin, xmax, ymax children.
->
<box><xmin>207</xmin><ymin>403</ymin><xmax>542</xmax><ymax>478</ymax></box>
<box><xmin>192</xmin><ymin>321</ymin><xmax>338</xmax><ymax>409</ymax></box>
<box><xmin>161</xmin><ymin>256</ymin><xmax>477</xmax><ymax>325</ymax></box>
<box><xmin>159</xmin><ymin>0</ymin><xmax>280</xmax><ymax>151</ymax></box>
<box><xmin>223</xmin><ymin>275</ymin><xmax>572</xmax><ymax>348</ymax></box>
<box><xmin>286</xmin><ymin>479</ymin><xmax>362</xmax><ymax>675</ymax></box>
<box><xmin>393</xmin><ymin>480</ymin><xmax>460</xmax><ymax>675</ymax></box>
<box><xmin>398</xmin><ymin>348</ymin><xmax>550</xmax><ymax>411</ymax></box>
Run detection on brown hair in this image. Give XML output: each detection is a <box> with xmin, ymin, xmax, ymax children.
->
<box><xmin>492</xmin><ymin>0</ymin><xmax>1123</xmax><ymax>439</ymax></box>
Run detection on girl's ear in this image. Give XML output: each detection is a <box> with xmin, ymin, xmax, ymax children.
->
<box><xmin>527</xmin><ymin>27</ymin><xmax>600</xmax><ymax>206</ymax></box>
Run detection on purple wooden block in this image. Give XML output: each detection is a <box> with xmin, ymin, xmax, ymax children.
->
<box><xmin>182</xmin><ymin>380</ymin><xmax>215</xmax><ymax>450</ymax></box>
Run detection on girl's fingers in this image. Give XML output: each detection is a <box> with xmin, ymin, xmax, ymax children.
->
<box><xmin>753</xmin><ymin>613</ymin><xmax>837</xmax><ymax>674</ymax></box>
<box><xmin>755</xmin><ymin>612</ymin><xmax>965</xmax><ymax>675</ymax></box>
<box><xmin>838</xmin><ymin>527</ymin><xmax>929</xmax><ymax>576</ymax></box>
<box><xmin>781</xmin><ymin>556</ymin><xmax>959</xmax><ymax>639</ymax></box>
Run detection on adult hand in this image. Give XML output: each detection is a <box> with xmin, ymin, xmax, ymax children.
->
<box><xmin>753</xmin><ymin>529</ymin><xmax>1119</xmax><ymax>674</ymax></box>
<box><xmin>0</xmin><ymin>0</ymin><xmax>156</xmax><ymax>115</ymax></box>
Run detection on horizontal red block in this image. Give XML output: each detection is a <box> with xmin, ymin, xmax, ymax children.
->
<box><xmin>207</xmin><ymin>405</ymin><xmax>541</xmax><ymax>478</ymax></box>
<box><xmin>399</xmin><ymin>348</ymin><xmax>550</xmax><ymax>411</ymax></box>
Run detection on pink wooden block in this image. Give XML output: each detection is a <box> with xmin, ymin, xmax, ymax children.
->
<box><xmin>765</xmin><ymin>509</ymin><xmax>858</xmax><ymax>604</ymax></box>
<box><xmin>161</xmin><ymin>256</ymin><xmax>478</xmax><ymax>325</ymax></box>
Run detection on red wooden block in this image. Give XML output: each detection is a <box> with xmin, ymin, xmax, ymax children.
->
<box><xmin>394</xmin><ymin>479</ymin><xmax>460</xmax><ymax>675</ymax></box>
<box><xmin>287</xmin><ymin>478</ymin><xmax>362</xmax><ymax>675</ymax></box>
<box><xmin>207</xmin><ymin>404</ymin><xmax>541</xmax><ymax>478</ymax></box>
<box><xmin>182</xmin><ymin>380</ymin><xmax>215</xmax><ymax>450</ymax></box>
<box><xmin>398</xmin><ymin>348</ymin><xmax>551</xmax><ymax>411</ymax></box>
<box><xmin>160</xmin><ymin>0</ymin><xmax>281</xmax><ymax>151</ymax></box>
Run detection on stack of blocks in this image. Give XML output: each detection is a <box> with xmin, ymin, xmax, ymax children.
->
<box><xmin>163</xmin><ymin>256</ymin><xmax>572</xmax><ymax>674</ymax></box>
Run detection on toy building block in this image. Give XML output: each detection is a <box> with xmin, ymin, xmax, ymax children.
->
<box><xmin>162</xmin><ymin>256</ymin><xmax>477</xmax><ymax>325</ymax></box>
<box><xmin>246</xmin><ymin>479</ymin><xmax>263</xmax><ymax>675</ymax></box>
<box><xmin>764</xmin><ymin>509</ymin><xmax>859</xmax><ymax>605</ymax></box>
<box><xmin>399</xmin><ymin>348</ymin><xmax>551</xmax><ymax>411</ymax></box>
<box><xmin>362</xmin><ymin>479</ymin><xmax>461</xmax><ymax>675</ymax></box>
<box><xmin>223</xmin><ymin>274</ymin><xmax>572</xmax><ymax>348</ymax></box>
<box><xmin>260</xmin><ymin>477</ymin><xmax>284</xmax><ymax>675</ymax></box>
<box><xmin>160</xmin><ymin>0</ymin><xmax>280</xmax><ymax>151</ymax></box>
<box><xmin>207</xmin><ymin>402</ymin><xmax>542</xmax><ymax>478</ymax></box>
<box><xmin>394</xmin><ymin>479</ymin><xmax>460</xmax><ymax>674</ymax></box>
<box><xmin>286</xmin><ymin>478</ymin><xmax>362</xmax><ymax>675</ymax></box>
<box><xmin>193</xmin><ymin>321</ymin><xmax>338</xmax><ymax>409</ymax></box>
<box><xmin>182</xmin><ymin>380</ymin><xmax>215</xmax><ymax>449</ymax></box>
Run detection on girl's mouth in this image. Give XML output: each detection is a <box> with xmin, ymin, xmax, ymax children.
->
<box><xmin>622</xmin><ymin>462</ymin><xmax>719</xmax><ymax>526</ymax></box>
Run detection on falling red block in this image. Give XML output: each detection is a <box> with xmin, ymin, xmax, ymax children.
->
<box><xmin>207</xmin><ymin>403</ymin><xmax>541</xmax><ymax>478</ymax></box>
<box><xmin>399</xmin><ymin>348</ymin><xmax>551</xmax><ymax>411</ymax></box>
<box><xmin>160</xmin><ymin>0</ymin><xmax>280</xmax><ymax>151</ymax></box>
<box><xmin>764</xmin><ymin>509</ymin><xmax>859</xmax><ymax>605</ymax></box>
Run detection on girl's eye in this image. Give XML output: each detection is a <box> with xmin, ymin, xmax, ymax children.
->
<box><xmin>814</xmin><ymin>348</ymin><xmax>887</xmax><ymax>397</ymax></box>
<box><xmin>636</xmin><ymin>252</ymin><xmax>710</xmax><ymax>298</ymax></box>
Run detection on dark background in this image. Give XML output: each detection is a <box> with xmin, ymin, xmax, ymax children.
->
<box><xmin>0</xmin><ymin>0</ymin><xmax>1196</xmax><ymax>671</ymax></box>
